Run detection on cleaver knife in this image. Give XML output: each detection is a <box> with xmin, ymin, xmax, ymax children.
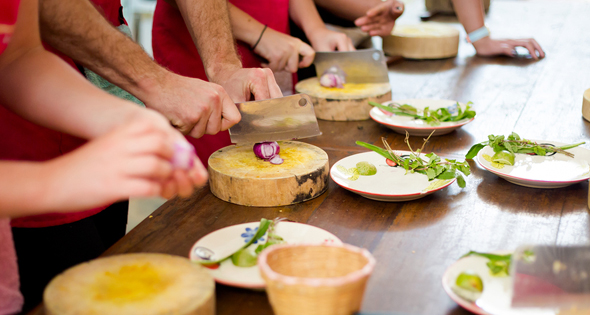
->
<box><xmin>511</xmin><ymin>245</ymin><xmax>590</xmax><ymax>311</ymax></box>
<box><xmin>228</xmin><ymin>94</ymin><xmax>321</xmax><ymax>144</ymax></box>
<box><xmin>313</xmin><ymin>48</ymin><xmax>389</xmax><ymax>84</ymax></box>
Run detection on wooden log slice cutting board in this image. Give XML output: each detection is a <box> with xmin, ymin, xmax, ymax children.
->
<box><xmin>295</xmin><ymin>77</ymin><xmax>392</xmax><ymax>121</ymax></box>
<box><xmin>582</xmin><ymin>88</ymin><xmax>590</xmax><ymax>122</ymax></box>
<box><xmin>208</xmin><ymin>141</ymin><xmax>329</xmax><ymax>206</ymax></box>
<box><xmin>44</xmin><ymin>253</ymin><xmax>214</xmax><ymax>315</ymax></box>
<box><xmin>383</xmin><ymin>23</ymin><xmax>460</xmax><ymax>59</ymax></box>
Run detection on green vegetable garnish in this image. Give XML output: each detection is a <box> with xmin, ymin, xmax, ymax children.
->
<box><xmin>231</xmin><ymin>248</ymin><xmax>258</xmax><ymax>267</ymax></box>
<box><xmin>336</xmin><ymin>161</ymin><xmax>377</xmax><ymax>181</ymax></box>
<box><xmin>466</xmin><ymin>132</ymin><xmax>585</xmax><ymax>161</ymax></box>
<box><xmin>198</xmin><ymin>218</ymin><xmax>272</xmax><ymax>267</ymax></box>
<box><xmin>356</xmin><ymin>161</ymin><xmax>377</xmax><ymax>176</ymax></box>
<box><xmin>369</xmin><ymin>101</ymin><xmax>476</xmax><ymax>126</ymax></box>
<box><xmin>455</xmin><ymin>272</ymin><xmax>484</xmax><ymax>292</ymax></box>
<box><xmin>356</xmin><ymin>131</ymin><xmax>470</xmax><ymax>188</ymax></box>
<box><xmin>461</xmin><ymin>251</ymin><xmax>512</xmax><ymax>277</ymax></box>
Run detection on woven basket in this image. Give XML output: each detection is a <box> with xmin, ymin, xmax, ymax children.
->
<box><xmin>258</xmin><ymin>243</ymin><xmax>376</xmax><ymax>315</ymax></box>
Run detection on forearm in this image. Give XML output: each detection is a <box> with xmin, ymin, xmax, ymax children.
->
<box><xmin>314</xmin><ymin>0</ymin><xmax>384</xmax><ymax>21</ymax></box>
<box><xmin>228</xmin><ymin>4</ymin><xmax>265</xmax><ymax>47</ymax></box>
<box><xmin>0</xmin><ymin>48</ymin><xmax>147</xmax><ymax>139</ymax></box>
<box><xmin>290</xmin><ymin>0</ymin><xmax>327</xmax><ymax>36</ymax></box>
<box><xmin>451</xmin><ymin>0</ymin><xmax>485</xmax><ymax>33</ymax></box>
<box><xmin>0</xmin><ymin>161</ymin><xmax>61</xmax><ymax>218</ymax></box>
<box><xmin>174</xmin><ymin>0</ymin><xmax>242</xmax><ymax>82</ymax></box>
<box><xmin>38</xmin><ymin>0</ymin><xmax>169</xmax><ymax>103</ymax></box>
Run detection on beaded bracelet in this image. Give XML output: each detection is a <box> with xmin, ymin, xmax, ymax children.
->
<box><xmin>252</xmin><ymin>25</ymin><xmax>268</xmax><ymax>50</ymax></box>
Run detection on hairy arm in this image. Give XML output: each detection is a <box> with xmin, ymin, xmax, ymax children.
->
<box><xmin>38</xmin><ymin>0</ymin><xmax>240</xmax><ymax>137</ymax></box>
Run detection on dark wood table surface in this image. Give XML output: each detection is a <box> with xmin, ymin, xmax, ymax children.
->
<box><xmin>31</xmin><ymin>0</ymin><xmax>590</xmax><ymax>314</ymax></box>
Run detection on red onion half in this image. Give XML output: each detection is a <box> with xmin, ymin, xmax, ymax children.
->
<box><xmin>171</xmin><ymin>141</ymin><xmax>196</xmax><ymax>169</ymax></box>
<box><xmin>253</xmin><ymin>141</ymin><xmax>283</xmax><ymax>165</ymax></box>
<box><xmin>319</xmin><ymin>66</ymin><xmax>346</xmax><ymax>88</ymax></box>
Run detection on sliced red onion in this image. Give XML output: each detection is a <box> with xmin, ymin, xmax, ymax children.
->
<box><xmin>171</xmin><ymin>141</ymin><xmax>196</xmax><ymax>169</ymax></box>
<box><xmin>253</xmin><ymin>141</ymin><xmax>280</xmax><ymax>159</ymax></box>
<box><xmin>319</xmin><ymin>66</ymin><xmax>346</xmax><ymax>88</ymax></box>
<box><xmin>319</xmin><ymin>73</ymin><xmax>345</xmax><ymax>88</ymax></box>
<box><xmin>269</xmin><ymin>155</ymin><xmax>284</xmax><ymax>165</ymax></box>
<box><xmin>253</xmin><ymin>141</ymin><xmax>283</xmax><ymax>164</ymax></box>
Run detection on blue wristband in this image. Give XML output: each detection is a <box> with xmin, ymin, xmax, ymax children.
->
<box><xmin>466</xmin><ymin>26</ymin><xmax>490</xmax><ymax>44</ymax></box>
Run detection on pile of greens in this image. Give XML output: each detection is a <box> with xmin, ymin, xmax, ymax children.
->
<box><xmin>369</xmin><ymin>101</ymin><xmax>476</xmax><ymax>126</ymax></box>
<box><xmin>461</xmin><ymin>249</ymin><xmax>535</xmax><ymax>277</ymax></box>
<box><xmin>356</xmin><ymin>132</ymin><xmax>470</xmax><ymax>188</ymax></box>
<box><xmin>199</xmin><ymin>218</ymin><xmax>285</xmax><ymax>268</ymax></box>
<box><xmin>465</xmin><ymin>132</ymin><xmax>586</xmax><ymax>166</ymax></box>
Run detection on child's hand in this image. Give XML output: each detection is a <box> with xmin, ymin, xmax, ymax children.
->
<box><xmin>254</xmin><ymin>28</ymin><xmax>316</xmax><ymax>73</ymax></box>
<box><xmin>354</xmin><ymin>0</ymin><xmax>404</xmax><ymax>37</ymax></box>
<box><xmin>45</xmin><ymin>118</ymin><xmax>207</xmax><ymax>211</ymax></box>
<box><xmin>473</xmin><ymin>37</ymin><xmax>545</xmax><ymax>60</ymax></box>
<box><xmin>308</xmin><ymin>27</ymin><xmax>355</xmax><ymax>52</ymax></box>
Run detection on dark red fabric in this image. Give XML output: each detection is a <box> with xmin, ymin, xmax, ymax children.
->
<box><xmin>152</xmin><ymin>0</ymin><xmax>290</xmax><ymax>167</ymax></box>
<box><xmin>0</xmin><ymin>0</ymin><xmax>20</xmax><ymax>55</ymax></box>
<box><xmin>3</xmin><ymin>0</ymin><xmax>124</xmax><ymax>228</ymax></box>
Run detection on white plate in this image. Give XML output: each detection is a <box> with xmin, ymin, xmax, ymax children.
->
<box><xmin>370</xmin><ymin>99</ymin><xmax>475</xmax><ymax>136</ymax></box>
<box><xmin>475</xmin><ymin>141</ymin><xmax>590</xmax><ymax>188</ymax></box>
<box><xmin>188</xmin><ymin>221</ymin><xmax>342</xmax><ymax>289</ymax></box>
<box><xmin>442</xmin><ymin>251</ymin><xmax>556</xmax><ymax>315</ymax></box>
<box><xmin>330</xmin><ymin>151</ymin><xmax>455</xmax><ymax>202</ymax></box>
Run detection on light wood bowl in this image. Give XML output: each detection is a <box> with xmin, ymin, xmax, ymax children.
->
<box><xmin>259</xmin><ymin>243</ymin><xmax>376</xmax><ymax>315</ymax></box>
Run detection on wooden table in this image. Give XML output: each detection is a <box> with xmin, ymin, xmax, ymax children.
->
<box><xmin>31</xmin><ymin>0</ymin><xmax>590</xmax><ymax>314</ymax></box>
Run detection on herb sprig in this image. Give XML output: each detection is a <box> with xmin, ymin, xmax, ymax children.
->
<box><xmin>356</xmin><ymin>131</ymin><xmax>471</xmax><ymax>188</ymax></box>
<box><xmin>461</xmin><ymin>250</ymin><xmax>535</xmax><ymax>277</ymax></box>
<box><xmin>369</xmin><ymin>101</ymin><xmax>476</xmax><ymax>126</ymax></box>
<box><xmin>466</xmin><ymin>132</ymin><xmax>585</xmax><ymax>160</ymax></box>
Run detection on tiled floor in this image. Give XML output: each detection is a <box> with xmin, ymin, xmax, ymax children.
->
<box><xmin>126</xmin><ymin>197</ymin><xmax>166</xmax><ymax>233</ymax></box>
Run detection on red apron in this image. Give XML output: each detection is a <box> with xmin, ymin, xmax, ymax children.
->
<box><xmin>1</xmin><ymin>0</ymin><xmax>125</xmax><ymax>228</ymax></box>
<box><xmin>152</xmin><ymin>0</ymin><xmax>290</xmax><ymax>167</ymax></box>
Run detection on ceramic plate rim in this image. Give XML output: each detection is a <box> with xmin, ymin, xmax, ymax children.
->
<box><xmin>474</xmin><ymin>141</ymin><xmax>590</xmax><ymax>184</ymax></box>
<box><xmin>441</xmin><ymin>250</ymin><xmax>512</xmax><ymax>315</ymax></box>
<box><xmin>330</xmin><ymin>151</ymin><xmax>456</xmax><ymax>197</ymax></box>
<box><xmin>188</xmin><ymin>221</ymin><xmax>342</xmax><ymax>289</ymax></box>
<box><xmin>369</xmin><ymin>99</ymin><xmax>475</xmax><ymax>130</ymax></box>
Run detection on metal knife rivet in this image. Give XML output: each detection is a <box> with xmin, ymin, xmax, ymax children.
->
<box><xmin>299</xmin><ymin>98</ymin><xmax>308</xmax><ymax>107</ymax></box>
<box><xmin>372</xmin><ymin>52</ymin><xmax>380</xmax><ymax>61</ymax></box>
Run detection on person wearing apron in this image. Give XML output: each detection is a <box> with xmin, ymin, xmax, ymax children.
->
<box><xmin>153</xmin><ymin>0</ymin><xmax>354</xmax><ymax>167</ymax></box>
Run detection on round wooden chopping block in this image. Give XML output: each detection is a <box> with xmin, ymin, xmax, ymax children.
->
<box><xmin>295</xmin><ymin>77</ymin><xmax>392</xmax><ymax>121</ymax></box>
<box><xmin>582</xmin><ymin>88</ymin><xmax>590</xmax><ymax>122</ymax></box>
<box><xmin>383</xmin><ymin>23</ymin><xmax>460</xmax><ymax>59</ymax></box>
<box><xmin>208</xmin><ymin>141</ymin><xmax>329</xmax><ymax>206</ymax></box>
<box><xmin>44</xmin><ymin>253</ymin><xmax>214</xmax><ymax>315</ymax></box>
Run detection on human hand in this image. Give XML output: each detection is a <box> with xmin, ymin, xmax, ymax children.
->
<box><xmin>307</xmin><ymin>27</ymin><xmax>355</xmax><ymax>52</ymax></box>
<box><xmin>144</xmin><ymin>73</ymin><xmax>241</xmax><ymax>138</ymax></box>
<box><xmin>473</xmin><ymin>37</ymin><xmax>545</xmax><ymax>60</ymax></box>
<box><xmin>45</xmin><ymin>116</ymin><xmax>208</xmax><ymax>211</ymax></box>
<box><xmin>210</xmin><ymin>65</ymin><xmax>283</xmax><ymax>102</ymax></box>
<box><xmin>254</xmin><ymin>27</ymin><xmax>315</xmax><ymax>73</ymax></box>
<box><xmin>354</xmin><ymin>0</ymin><xmax>404</xmax><ymax>37</ymax></box>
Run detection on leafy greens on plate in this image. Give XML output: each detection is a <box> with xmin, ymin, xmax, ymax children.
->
<box><xmin>465</xmin><ymin>132</ymin><xmax>586</xmax><ymax>166</ymax></box>
<box><xmin>356</xmin><ymin>131</ymin><xmax>470</xmax><ymax>188</ymax></box>
<box><xmin>369</xmin><ymin>101</ymin><xmax>476</xmax><ymax>126</ymax></box>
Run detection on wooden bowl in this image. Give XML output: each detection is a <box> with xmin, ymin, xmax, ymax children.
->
<box><xmin>258</xmin><ymin>244</ymin><xmax>376</xmax><ymax>315</ymax></box>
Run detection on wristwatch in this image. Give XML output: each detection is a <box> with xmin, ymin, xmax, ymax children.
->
<box><xmin>466</xmin><ymin>26</ymin><xmax>490</xmax><ymax>44</ymax></box>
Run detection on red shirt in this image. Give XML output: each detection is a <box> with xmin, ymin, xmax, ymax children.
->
<box><xmin>1</xmin><ymin>0</ymin><xmax>125</xmax><ymax>228</ymax></box>
<box><xmin>152</xmin><ymin>0</ymin><xmax>291</xmax><ymax>167</ymax></box>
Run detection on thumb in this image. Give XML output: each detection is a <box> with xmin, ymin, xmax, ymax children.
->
<box><xmin>298</xmin><ymin>43</ymin><xmax>315</xmax><ymax>68</ymax></box>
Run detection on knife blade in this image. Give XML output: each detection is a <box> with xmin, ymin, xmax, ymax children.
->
<box><xmin>511</xmin><ymin>245</ymin><xmax>590</xmax><ymax>311</ymax></box>
<box><xmin>313</xmin><ymin>48</ymin><xmax>389</xmax><ymax>84</ymax></box>
<box><xmin>228</xmin><ymin>94</ymin><xmax>321</xmax><ymax>144</ymax></box>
